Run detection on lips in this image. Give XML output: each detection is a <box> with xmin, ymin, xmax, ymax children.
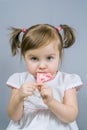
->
<box><xmin>36</xmin><ymin>72</ymin><xmax>53</xmax><ymax>83</ymax></box>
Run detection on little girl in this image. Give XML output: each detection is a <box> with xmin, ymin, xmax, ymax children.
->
<box><xmin>6</xmin><ymin>24</ymin><xmax>83</xmax><ymax>130</ymax></box>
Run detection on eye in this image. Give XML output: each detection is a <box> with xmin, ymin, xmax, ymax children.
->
<box><xmin>47</xmin><ymin>56</ymin><xmax>53</xmax><ymax>61</ymax></box>
<box><xmin>31</xmin><ymin>57</ymin><xmax>38</xmax><ymax>61</ymax></box>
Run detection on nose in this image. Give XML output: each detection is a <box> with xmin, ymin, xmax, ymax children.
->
<box><xmin>38</xmin><ymin>61</ymin><xmax>47</xmax><ymax>70</ymax></box>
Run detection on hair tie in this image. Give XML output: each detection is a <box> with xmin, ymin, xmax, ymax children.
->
<box><xmin>57</xmin><ymin>26</ymin><xmax>62</xmax><ymax>31</ymax></box>
<box><xmin>22</xmin><ymin>28</ymin><xmax>27</xmax><ymax>33</ymax></box>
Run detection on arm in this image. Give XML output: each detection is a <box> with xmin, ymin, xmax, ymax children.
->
<box><xmin>7</xmin><ymin>88</ymin><xmax>24</xmax><ymax>121</ymax></box>
<box><xmin>47</xmin><ymin>88</ymin><xmax>78</xmax><ymax>123</ymax></box>
<box><xmin>37</xmin><ymin>82</ymin><xmax>78</xmax><ymax>123</ymax></box>
<box><xmin>7</xmin><ymin>82</ymin><xmax>36</xmax><ymax>121</ymax></box>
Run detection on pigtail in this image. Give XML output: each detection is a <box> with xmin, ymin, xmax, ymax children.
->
<box><xmin>60</xmin><ymin>25</ymin><xmax>76</xmax><ymax>48</ymax></box>
<box><xmin>9</xmin><ymin>27</ymin><xmax>22</xmax><ymax>56</ymax></box>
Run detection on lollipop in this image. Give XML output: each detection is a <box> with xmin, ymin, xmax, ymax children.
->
<box><xmin>36</xmin><ymin>72</ymin><xmax>53</xmax><ymax>83</ymax></box>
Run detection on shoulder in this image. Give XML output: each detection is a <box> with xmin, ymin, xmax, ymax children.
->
<box><xmin>7</xmin><ymin>72</ymin><xmax>29</xmax><ymax>81</ymax></box>
<box><xmin>57</xmin><ymin>71</ymin><xmax>83</xmax><ymax>91</ymax></box>
<box><xmin>6</xmin><ymin>72</ymin><xmax>34</xmax><ymax>88</ymax></box>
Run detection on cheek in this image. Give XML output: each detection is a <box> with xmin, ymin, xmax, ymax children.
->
<box><xmin>26</xmin><ymin>62</ymin><xmax>36</xmax><ymax>74</ymax></box>
<box><xmin>50</xmin><ymin>61</ymin><xmax>59</xmax><ymax>73</ymax></box>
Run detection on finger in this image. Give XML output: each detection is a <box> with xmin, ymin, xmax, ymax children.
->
<box><xmin>35</xmin><ymin>82</ymin><xmax>45</xmax><ymax>86</ymax></box>
<box><xmin>27</xmin><ymin>87</ymin><xmax>35</xmax><ymax>93</ymax></box>
<box><xmin>35</xmin><ymin>83</ymin><xmax>43</xmax><ymax>91</ymax></box>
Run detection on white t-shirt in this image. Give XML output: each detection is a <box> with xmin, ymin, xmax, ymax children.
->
<box><xmin>6</xmin><ymin>71</ymin><xmax>83</xmax><ymax>130</ymax></box>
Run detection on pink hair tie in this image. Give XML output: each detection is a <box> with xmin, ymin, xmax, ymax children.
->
<box><xmin>57</xmin><ymin>26</ymin><xmax>62</xmax><ymax>31</ymax></box>
<box><xmin>22</xmin><ymin>28</ymin><xmax>27</xmax><ymax>33</ymax></box>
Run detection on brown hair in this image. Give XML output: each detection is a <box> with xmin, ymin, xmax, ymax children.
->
<box><xmin>9</xmin><ymin>24</ymin><xmax>75</xmax><ymax>59</ymax></box>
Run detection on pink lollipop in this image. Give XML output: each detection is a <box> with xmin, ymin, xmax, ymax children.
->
<box><xmin>36</xmin><ymin>72</ymin><xmax>53</xmax><ymax>83</ymax></box>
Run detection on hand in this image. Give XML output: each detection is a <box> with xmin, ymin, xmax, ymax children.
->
<box><xmin>18</xmin><ymin>82</ymin><xmax>36</xmax><ymax>100</ymax></box>
<box><xmin>36</xmin><ymin>83</ymin><xmax>53</xmax><ymax>104</ymax></box>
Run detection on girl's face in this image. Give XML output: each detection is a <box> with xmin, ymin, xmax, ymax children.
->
<box><xmin>24</xmin><ymin>42</ymin><xmax>60</xmax><ymax>77</ymax></box>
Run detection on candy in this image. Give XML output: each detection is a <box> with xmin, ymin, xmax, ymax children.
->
<box><xmin>36</xmin><ymin>72</ymin><xmax>53</xmax><ymax>83</ymax></box>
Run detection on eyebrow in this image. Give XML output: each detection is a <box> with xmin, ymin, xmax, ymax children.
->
<box><xmin>27</xmin><ymin>52</ymin><xmax>56</xmax><ymax>57</ymax></box>
<box><xmin>27</xmin><ymin>54</ymin><xmax>36</xmax><ymax>57</ymax></box>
